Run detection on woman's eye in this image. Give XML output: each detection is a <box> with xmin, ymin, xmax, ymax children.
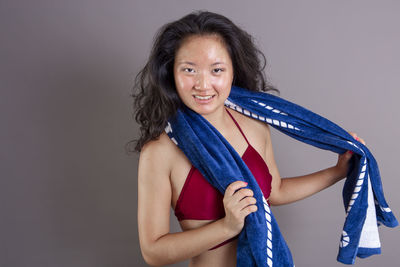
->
<box><xmin>213</xmin><ymin>68</ymin><xmax>224</xmax><ymax>73</ymax></box>
<box><xmin>183</xmin><ymin>68</ymin><xmax>195</xmax><ymax>73</ymax></box>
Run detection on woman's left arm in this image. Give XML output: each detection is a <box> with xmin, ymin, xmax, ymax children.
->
<box><xmin>264</xmin><ymin>124</ymin><xmax>366</xmax><ymax>206</ymax></box>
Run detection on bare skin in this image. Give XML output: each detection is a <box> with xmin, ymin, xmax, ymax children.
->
<box><xmin>137</xmin><ymin>34</ymin><xmax>366</xmax><ymax>266</ymax></box>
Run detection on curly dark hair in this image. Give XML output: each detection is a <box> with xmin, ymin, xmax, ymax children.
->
<box><xmin>126</xmin><ymin>10</ymin><xmax>279</xmax><ymax>153</ymax></box>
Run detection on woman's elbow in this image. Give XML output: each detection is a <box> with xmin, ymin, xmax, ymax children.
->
<box><xmin>141</xmin><ymin>247</ymin><xmax>162</xmax><ymax>266</ymax></box>
<box><xmin>143</xmin><ymin>257</ymin><xmax>161</xmax><ymax>267</ymax></box>
<box><xmin>268</xmin><ymin>191</ymin><xmax>285</xmax><ymax>206</ymax></box>
<box><xmin>140</xmin><ymin>242</ymin><xmax>171</xmax><ymax>267</ymax></box>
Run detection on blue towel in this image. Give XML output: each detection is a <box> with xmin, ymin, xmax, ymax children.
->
<box><xmin>165</xmin><ymin>85</ymin><xmax>398</xmax><ymax>266</ymax></box>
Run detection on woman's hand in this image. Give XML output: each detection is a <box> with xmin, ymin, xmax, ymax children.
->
<box><xmin>220</xmin><ymin>181</ymin><xmax>258</xmax><ymax>236</ymax></box>
<box><xmin>334</xmin><ymin>131</ymin><xmax>366</xmax><ymax>181</ymax></box>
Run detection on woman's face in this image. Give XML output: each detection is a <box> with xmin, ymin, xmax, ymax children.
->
<box><xmin>173</xmin><ymin>34</ymin><xmax>234</xmax><ymax>116</ymax></box>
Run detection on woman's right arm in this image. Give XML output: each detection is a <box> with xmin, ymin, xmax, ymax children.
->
<box><xmin>137</xmin><ymin>136</ymin><xmax>257</xmax><ymax>266</ymax></box>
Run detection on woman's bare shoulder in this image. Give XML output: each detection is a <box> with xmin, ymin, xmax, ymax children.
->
<box><xmin>139</xmin><ymin>132</ymin><xmax>180</xmax><ymax>176</ymax></box>
<box><xmin>141</xmin><ymin>132</ymin><xmax>178</xmax><ymax>154</ymax></box>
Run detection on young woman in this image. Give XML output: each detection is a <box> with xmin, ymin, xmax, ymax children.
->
<box><xmin>131</xmin><ymin>11</ymin><xmax>365</xmax><ymax>266</ymax></box>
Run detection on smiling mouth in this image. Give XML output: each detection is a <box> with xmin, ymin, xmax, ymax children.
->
<box><xmin>193</xmin><ymin>95</ymin><xmax>215</xmax><ymax>100</ymax></box>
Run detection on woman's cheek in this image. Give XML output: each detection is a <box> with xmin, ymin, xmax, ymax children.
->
<box><xmin>212</xmin><ymin>76</ymin><xmax>228</xmax><ymax>87</ymax></box>
<box><xmin>175</xmin><ymin>75</ymin><xmax>194</xmax><ymax>90</ymax></box>
<box><xmin>174</xmin><ymin>77</ymin><xmax>185</xmax><ymax>92</ymax></box>
<box><xmin>213</xmin><ymin>76</ymin><xmax>233</xmax><ymax>92</ymax></box>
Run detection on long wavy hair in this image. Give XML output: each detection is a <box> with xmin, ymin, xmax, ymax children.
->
<box><xmin>126</xmin><ymin>10</ymin><xmax>279</xmax><ymax>153</ymax></box>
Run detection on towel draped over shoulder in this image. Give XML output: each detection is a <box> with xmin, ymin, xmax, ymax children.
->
<box><xmin>165</xmin><ymin>85</ymin><xmax>398</xmax><ymax>266</ymax></box>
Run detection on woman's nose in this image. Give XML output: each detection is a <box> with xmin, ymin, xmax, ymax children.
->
<box><xmin>195</xmin><ymin>72</ymin><xmax>211</xmax><ymax>90</ymax></box>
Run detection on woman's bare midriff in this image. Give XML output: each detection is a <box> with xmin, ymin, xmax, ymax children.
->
<box><xmin>180</xmin><ymin>220</ymin><xmax>238</xmax><ymax>267</ymax></box>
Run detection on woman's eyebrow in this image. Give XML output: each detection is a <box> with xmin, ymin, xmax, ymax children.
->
<box><xmin>177</xmin><ymin>61</ymin><xmax>196</xmax><ymax>66</ymax></box>
<box><xmin>177</xmin><ymin>61</ymin><xmax>226</xmax><ymax>66</ymax></box>
<box><xmin>211</xmin><ymin>62</ymin><xmax>226</xmax><ymax>66</ymax></box>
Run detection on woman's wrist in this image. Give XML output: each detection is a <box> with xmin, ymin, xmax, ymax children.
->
<box><xmin>217</xmin><ymin>217</ymin><xmax>239</xmax><ymax>239</ymax></box>
<box><xmin>332</xmin><ymin>165</ymin><xmax>347</xmax><ymax>183</ymax></box>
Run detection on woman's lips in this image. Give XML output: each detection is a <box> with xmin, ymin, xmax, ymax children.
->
<box><xmin>193</xmin><ymin>94</ymin><xmax>215</xmax><ymax>104</ymax></box>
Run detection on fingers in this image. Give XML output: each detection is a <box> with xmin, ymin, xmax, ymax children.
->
<box><xmin>346</xmin><ymin>131</ymin><xmax>367</xmax><ymax>156</ymax></box>
<box><xmin>240</xmin><ymin>202</ymin><xmax>258</xmax><ymax>218</ymax></box>
<box><xmin>222</xmin><ymin>181</ymin><xmax>259</xmax><ymax>235</ymax></box>
<box><xmin>238</xmin><ymin>195</ymin><xmax>257</xmax><ymax>212</ymax></box>
<box><xmin>357</xmin><ymin>136</ymin><xmax>366</xmax><ymax>145</ymax></box>
<box><xmin>348</xmin><ymin>131</ymin><xmax>366</xmax><ymax>145</ymax></box>
<box><xmin>231</xmin><ymin>188</ymin><xmax>254</xmax><ymax>204</ymax></box>
<box><xmin>224</xmin><ymin>180</ymin><xmax>257</xmax><ymax>212</ymax></box>
<box><xmin>225</xmin><ymin>180</ymin><xmax>248</xmax><ymax>198</ymax></box>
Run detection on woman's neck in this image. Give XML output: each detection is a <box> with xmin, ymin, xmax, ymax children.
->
<box><xmin>201</xmin><ymin>106</ymin><xmax>231</xmax><ymax>132</ymax></box>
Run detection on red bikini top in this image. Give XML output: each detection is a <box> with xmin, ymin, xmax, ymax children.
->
<box><xmin>174</xmin><ymin>108</ymin><xmax>273</xmax><ymax>223</ymax></box>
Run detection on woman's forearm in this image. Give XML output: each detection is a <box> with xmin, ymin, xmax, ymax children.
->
<box><xmin>272</xmin><ymin>166</ymin><xmax>345</xmax><ymax>206</ymax></box>
<box><xmin>143</xmin><ymin>219</ymin><xmax>234</xmax><ymax>266</ymax></box>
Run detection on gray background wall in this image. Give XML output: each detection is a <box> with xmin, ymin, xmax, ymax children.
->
<box><xmin>1</xmin><ymin>0</ymin><xmax>399</xmax><ymax>266</ymax></box>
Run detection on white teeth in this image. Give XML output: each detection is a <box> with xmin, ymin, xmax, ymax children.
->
<box><xmin>194</xmin><ymin>95</ymin><xmax>213</xmax><ymax>100</ymax></box>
